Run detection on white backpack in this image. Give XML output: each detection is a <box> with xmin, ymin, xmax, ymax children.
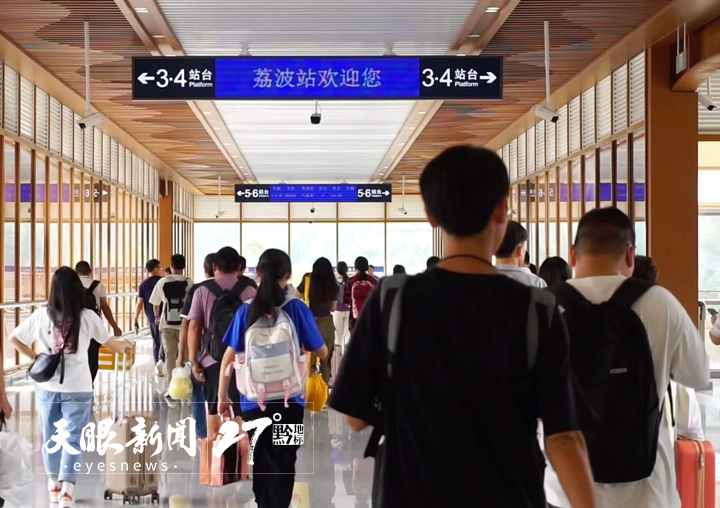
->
<box><xmin>234</xmin><ymin>297</ymin><xmax>307</xmax><ymax>410</ymax></box>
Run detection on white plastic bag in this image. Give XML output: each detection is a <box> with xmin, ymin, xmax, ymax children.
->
<box><xmin>677</xmin><ymin>385</ymin><xmax>705</xmax><ymax>441</ymax></box>
<box><xmin>168</xmin><ymin>363</ymin><xmax>193</xmax><ymax>400</ymax></box>
<box><xmin>0</xmin><ymin>430</ymin><xmax>34</xmax><ymax>506</ymax></box>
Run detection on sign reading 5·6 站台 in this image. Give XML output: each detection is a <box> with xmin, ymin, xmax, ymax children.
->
<box><xmin>133</xmin><ymin>56</ymin><xmax>502</xmax><ymax>101</ymax></box>
<box><xmin>234</xmin><ymin>184</ymin><xmax>392</xmax><ymax>203</ymax></box>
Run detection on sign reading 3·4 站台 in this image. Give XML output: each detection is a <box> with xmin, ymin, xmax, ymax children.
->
<box><xmin>133</xmin><ymin>56</ymin><xmax>502</xmax><ymax>101</ymax></box>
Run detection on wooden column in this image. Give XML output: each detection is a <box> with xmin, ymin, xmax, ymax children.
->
<box><xmin>647</xmin><ymin>45</ymin><xmax>699</xmax><ymax>318</ymax></box>
<box><xmin>158</xmin><ymin>180</ymin><xmax>174</xmax><ymax>268</ymax></box>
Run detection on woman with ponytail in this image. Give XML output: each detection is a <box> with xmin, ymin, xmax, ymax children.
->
<box><xmin>218</xmin><ymin>249</ymin><xmax>327</xmax><ymax>508</ymax></box>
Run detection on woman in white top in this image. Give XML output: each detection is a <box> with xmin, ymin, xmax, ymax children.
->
<box><xmin>10</xmin><ymin>267</ymin><xmax>133</xmax><ymax>508</ymax></box>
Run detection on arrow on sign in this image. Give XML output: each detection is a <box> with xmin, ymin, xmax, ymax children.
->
<box><xmin>383</xmin><ymin>191</ymin><xmax>390</xmax><ymax>196</ymax></box>
<box><xmin>480</xmin><ymin>71</ymin><xmax>497</xmax><ymax>84</ymax></box>
<box><xmin>137</xmin><ymin>72</ymin><xmax>155</xmax><ymax>85</ymax></box>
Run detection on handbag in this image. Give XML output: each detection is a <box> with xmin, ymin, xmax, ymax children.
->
<box><xmin>28</xmin><ymin>323</ymin><xmax>67</xmax><ymax>384</ymax></box>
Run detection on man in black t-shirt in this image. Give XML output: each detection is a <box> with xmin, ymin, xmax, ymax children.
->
<box><xmin>329</xmin><ymin>146</ymin><xmax>597</xmax><ymax>508</ymax></box>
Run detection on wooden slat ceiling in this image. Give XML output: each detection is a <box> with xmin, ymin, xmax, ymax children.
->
<box><xmin>390</xmin><ymin>0</ymin><xmax>673</xmax><ymax>192</ymax></box>
<box><xmin>0</xmin><ymin>0</ymin><xmax>236</xmax><ymax>194</ymax></box>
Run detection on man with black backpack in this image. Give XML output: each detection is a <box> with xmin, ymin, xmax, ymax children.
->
<box><xmin>187</xmin><ymin>247</ymin><xmax>256</xmax><ymax>415</ymax></box>
<box><xmin>76</xmin><ymin>261</ymin><xmax>122</xmax><ymax>383</ymax></box>
<box><xmin>149</xmin><ymin>254</ymin><xmax>192</xmax><ymax>403</ymax></box>
<box><xmin>544</xmin><ymin>208</ymin><xmax>710</xmax><ymax>508</ymax></box>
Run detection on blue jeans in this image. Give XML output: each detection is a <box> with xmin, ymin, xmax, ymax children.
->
<box><xmin>191</xmin><ymin>375</ymin><xmax>207</xmax><ymax>439</ymax></box>
<box><xmin>36</xmin><ymin>388</ymin><xmax>94</xmax><ymax>483</ymax></box>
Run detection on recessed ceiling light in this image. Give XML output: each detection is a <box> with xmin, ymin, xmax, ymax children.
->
<box><xmin>384</xmin><ymin>166</ymin><xmax>389</xmax><ymax>169</ymax></box>
<box><xmin>469</xmin><ymin>34</ymin><xmax>480</xmax><ymax>38</ymax></box>
<box><xmin>486</xmin><ymin>6</ymin><xmax>500</xmax><ymax>12</ymax></box>
<box><xmin>134</xmin><ymin>7</ymin><xmax>149</xmax><ymax>13</ymax></box>
<box><xmin>167</xmin><ymin>54</ymin><xmax>176</xmax><ymax>57</ymax></box>
<box><xmin>457</xmin><ymin>54</ymin><xmax>466</xmax><ymax>57</ymax></box>
<box><xmin>379</xmin><ymin>172</ymin><xmax>384</xmax><ymax>176</ymax></box>
<box><xmin>391</xmin><ymin>155</ymin><xmax>396</xmax><ymax>158</ymax></box>
<box><xmin>239</xmin><ymin>166</ymin><xmax>244</xmax><ymax>169</ymax></box>
<box><xmin>203</xmin><ymin>111</ymin><xmax>211</xmax><ymax>115</ymax></box>
<box><xmin>152</xmin><ymin>35</ymin><xmax>165</xmax><ymax>39</ymax></box>
<box><xmin>398</xmin><ymin>143</ymin><xmax>405</xmax><ymax>146</ymax></box>
<box><xmin>213</xmin><ymin>127</ymin><xmax>220</xmax><ymax>130</ymax></box>
<box><xmin>224</xmin><ymin>143</ymin><xmax>230</xmax><ymax>146</ymax></box>
<box><xmin>243</xmin><ymin>172</ymin><xmax>249</xmax><ymax>175</ymax></box>
<box><xmin>232</xmin><ymin>155</ymin><xmax>238</xmax><ymax>158</ymax></box>
<box><xmin>410</xmin><ymin>126</ymin><xmax>416</xmax><ymax>130</ymax></box>
<box><xmin>418</xmin><ymin>111</ymin><xmax>426</xmax><ymax>115</ymax></box>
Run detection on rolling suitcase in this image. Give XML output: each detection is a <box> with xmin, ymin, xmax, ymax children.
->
<box><xmin>675</xmin><ymin>438</ymin><xmax>715</xmax><ymax>508</ymax></box>
<box><xmin>103</xmin><ymin>352</ymin><xmax>160</xmax><ymax>505</ymax></box>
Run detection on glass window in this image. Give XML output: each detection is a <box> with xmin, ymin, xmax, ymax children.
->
<box><xmin>633</xmin><ymin>132</ymin><xmax>646</xmax><ymax>255</ymax></box>
<box><xmin>699</xmin><ymin>215</ymin><xmax>720</xmax><ymax>291</ymax></box>
<box><xmin>599</xmin><ymin>145</ymin><xmax>613</xmax><ymax>208</ymax></box>
<box><xmin>102</xmin><ymin>184</ymin><xmax>109</xmax><ymax>285</ymax></box>
<box><xmin>538</xmin><ymin>175</ymin><xmax>547</xmax><ymax>265</ymax></box>
<box><xmin>289</xmin><ymin>223</ymin><xmax>336</xmax><ymax>285</ymax></box>
<box><xmin>110</xmin><ymin>187</ymin><xmax>117</xmax><ymax>294</ymax></box>
<box><xmin>83</xmin><ymin>177</ymin><xmax>92</xmax><ymax>264</ymax></box>
<box><xmin>4</xmin><ymin>143</ymin><xmax>15</xmax><ymax>303</ymax></box>
<box><xmin>19</xmin><ymin>148</ymin><xmax>31</xmax><ymax>302</ymax></box>
<box><xmin>386</xmin><ymin>222</ymin><xmax>433</xmax><ymax>275</ymax></box>
<box><xmin>560</xmin><ymin>165</ymin><xmax>569</xmax><ymax>260</ymax></box>
<box><xmin>49</xmin><ymin>160</ymin><xmax>59</xmax><ymax>282</ymax></box>
<box><xmin>72</xmin><ymin>170</ymin><xmax>82</xmax><ymax>266</ymax></box>
<box><xmin>124</xmin><ymin>193</ymin><xmax>131</xmax><ymax>291</ymax></box>
<box><xmin>616</xmin><ymin>141</ymin><xmax>628</xmax><ymax>214</ymax></box>
<box><xmin>339</xmin><ymin>223</ymin><xmax>385</xmax><ymax>276</ymax></box>
<box><xmin>585</xmin><ymin>153</ymin><xmax>596</xmax><ymax>212</ymax></box>
<box><xmin>242</xmin><ymin>223</ymin><xmax>288</xmax><ymax>275</ymax></box>
<box><xmin>35</xmin><ymin>155</ymin><xmax>46</xmax><ymax>301</ymax></box>
<box><xmin>528</xmin><ymin>180</ymin><xmax>536</xmax><ymax>264</ymax></box>
<box><xmin>548</xmin><ymin>168</ymin><xmax>557</xmax><ymax>257</ymax></box>
<box><xmin>62</xmin><ymin>164</ymin><xmax>71</xmax><ymax>268</ymax></box>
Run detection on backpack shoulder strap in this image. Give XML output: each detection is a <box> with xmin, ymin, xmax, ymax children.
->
<box><xmin>206</xmin><ymin>280</ymin><xmax>224</xmax><ymax>298</ymax></box>
<box><xmin>547</xmin><ymin>282</ymin><xmax>589</xmax><ymax>314</ymax></box>
<box><xmin>527</xmin><ymin>288</ymin><xmax>556</xmax><ymax>370</ymax></box>
<box><xmin>231</xmin><ymin>279</ymin><xmax>249</xmax><ymax>296</ymax></box>
<box><xmin>609</xmin><ymin>278</ymin><xmax>654</xmax><ymax>309</ymax></box>
<box><xmin>380</xmin><ymin>275</ymin><xmax>408</xmax><ymax>378</ymax></box>
<box><xmin>88</xmin><ymin>280</ymin><xmax>100</xmax><ymax>294</ymax></box>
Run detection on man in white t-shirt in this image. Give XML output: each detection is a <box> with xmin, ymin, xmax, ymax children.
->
<box><xmin>544</xmin><ymin>208</ymin><xmax>710</xmax><ymax>508</ymax></box>
<box><xmin>495</xmin><ymin>220</ymin><xmax>547</xmax><ymax>288</ymax></box>
<box><xmin>149</xmin><ymin>254</ymin><xmax>192</xmax><ymax>401</ymax></box>
<box><xmin>710</xmin><ymin>311</ymin><xmax>720</xmax><ymax>343</ymax></box>
<box><xmin>75</xmin><ymin>261</ymin><xmax>122</xmax><ymax>383</ymax></box>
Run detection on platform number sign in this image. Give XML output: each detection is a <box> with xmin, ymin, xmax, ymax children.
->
<box><xmin>235</xmin><ymin>184</ymin><xmax>392</xmax><ymax>203</ymax></box>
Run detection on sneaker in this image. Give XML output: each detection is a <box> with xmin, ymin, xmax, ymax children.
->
<box><xmin>155</xmin><ymin>360</ymin><xmax>166</xmax><ymax>378</ymax></box>
<box><xmin>48</xmin><ymin>485</ymin><xmax>61</xmax><ymax>503</ymax></box>
<box><xmin>58</xmin><ymin>493</ymin><xmax>73</xmax><ymax>508</ymax></box>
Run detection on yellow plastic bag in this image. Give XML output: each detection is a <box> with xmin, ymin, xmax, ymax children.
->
<box><xmin>168</xmin><ymin>364</ymin><xmax>193</xmax><ymax>400</ymax></box>
<box><xmin>305</xmin><ymin>373</ymin><xmax>327</xmax><ymax>413</ymax></box>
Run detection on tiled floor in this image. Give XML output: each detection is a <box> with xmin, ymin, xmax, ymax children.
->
<box><xmin>1</xmin><ymin>338</ymin><xmax>374</xmax><ymax>507</ymax></box>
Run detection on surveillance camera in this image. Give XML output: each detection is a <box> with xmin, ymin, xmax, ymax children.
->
<box><xmin>214</xmin><ymin>213</ymin><xmax>220</xmax><ymax>219</ymax></box>
<box><xmin>77</xmin><ymin>112</ymin><xmax>106</xmax><ymax>130</ymax></box>
<box><xmin>310</xmin><ymin>207</ymin><xmax>316</xmax><ymax>214</ymax></box>
<box><xmin>404</xmin><ymin>210</ymin><xmax>408</xmax><ymax>216</ymax></box>
<box><xmin>531</xmin><ymin>105</ymin><xmax>559</xmax><ymax>123</ymax></box>
<box><xmin>699</xmin><ymin>92</ymin><xmax>717</xmax><ymax>111</ymax></box>
<box><xmin>310</xmin><ymin>112</ymin><xmax>322</xmax><ymax>125</ymax></box>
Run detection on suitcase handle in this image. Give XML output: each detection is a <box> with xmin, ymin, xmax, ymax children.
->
<box><xmin>112</xmin><ymin>351</ymin><xmax>128</xmax><ymax>422</ymax></box>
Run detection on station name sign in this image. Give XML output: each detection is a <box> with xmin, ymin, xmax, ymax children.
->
<box><xmin>133</xmin><ymin>56</ymin><xmax>502</xmax><ymax>100</ymax></box>
<box><xmin>234</xmin><ymin>184</ymin><xmax>392</xmax><ymax>203</ymax></box>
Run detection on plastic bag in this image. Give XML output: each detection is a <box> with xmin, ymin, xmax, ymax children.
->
<box><xmin>677</xmin><ymin>385</ymin><xmax>705</xmax><ymax>441</ymax></box>
<box><xmin>305</xmin><ymin>374</ymin><xmax>328</xmax><ymax>413</ymax></box>
<box><xmin>168</xmin><ymin>364</ymin><xmax>193</xmax><ymax>400</ymax></box>
<box><xmin>0</xmin><ymin>430</ymin><xmax>34</xmax><ymax>506</ymax></box>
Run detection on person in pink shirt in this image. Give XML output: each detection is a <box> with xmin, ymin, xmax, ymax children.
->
<box><xmin>188</xmin><ymin>247</ymin><xmax>256</xmax><ymax>415</ymax></box>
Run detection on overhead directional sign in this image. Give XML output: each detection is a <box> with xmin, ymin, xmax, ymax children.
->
<box><xmin>133</xmin><ymin>56</ymin><xmax>502</xmax><ymax>101</ymax></box>
<box><xmin>234</xmin><ymin>184</ymin><xmax>392</xmax><ymax>203</ymax></box>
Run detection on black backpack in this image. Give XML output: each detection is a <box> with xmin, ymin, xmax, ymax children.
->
<box><xmin>549</xmin><ymin>278</ymin><xmax>659</xmax><ymax>483</ymax></box>
<box><xmin>84</xmin><ymin>281</ymin><xmax>101</xmax><ymax>315</ymax></box>
<box><xmin>162</xmin><ymin>279</ymin><xmax>190</xmax><ymax>326</ymax></box>
<box><xmin>202</xmin><ymin>280</ymin><xmax>250</xmax><ymax>362</ymax></box>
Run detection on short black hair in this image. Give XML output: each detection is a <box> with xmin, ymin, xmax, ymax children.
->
<box><xmin>427</xmin><ymin>256</ymin><xmax>440</xmax><ymax>269</ymax></box>
<box><xmin>75</xmin><ymin>261</ymin><xmax>91</xmax><ymax>275</ymax></box>
<box><xmin>496</xmin><ymin>221</ymin><xmax>528</xmax><ymax>258</ymax></box>
<box><xmin>215</xmin><ymin>246</ymin><xmax>241</xmax><ymax>273</ymax></box>
<box><xmin>633</xmin><ymin>255</ymin><xmax>658</xmax><ymax>284</ymax></box>
<box><xmin>393</xmin><ymin>264</ymin><xmax>406</xmax><ymax>275</ymax></box>
<box><xmin>170</xmin><ymin>254</ymin><xmax>186</xmax><ymax>271</ymax></box>
<box><xmin>238</xmin><ymin>255</ymin><xmax>247</xmax><ymax>271</ymax></box>
<box><xmin>369</xmin><ymin>265</ymin><xmax>375</xmax><ymax>270</ymax></box>
<box><xmin>538</xmin><ymin>256</ymin><xmax>572</xmax><ymax>286</ymax></box>
<box><xmin>203</xmin><ymin>253</ymin><xmax>216</xmax><ymax>277</ymax></box>
<box><xmin>574</xmin><ymin>207</ymin><xmax>635</xmax><ymax>258</ymax></box>
<box><xmin>146</xmin><ymin>259</ymin><xmax>161</xmax><ymax>272</ymax></box>
<box><xmin>524</xmin><ymin>251</ymin><xmax>531</xmax><ymax>265</ymax></box>
<box><xmin>354</xmin><ymin>256</ymin><xmax>369</xmax><ymax>273</ymax></box>
<box><xmin>420</xmin><ymin>146</ymin><xmax>509</xmax><ymax>237</ymax></box>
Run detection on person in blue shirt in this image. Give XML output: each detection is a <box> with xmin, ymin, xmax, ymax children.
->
<box><xmin>218</xmin><ymin>248</ymin><xmax>327</xmax><ymax>508</ymax></box>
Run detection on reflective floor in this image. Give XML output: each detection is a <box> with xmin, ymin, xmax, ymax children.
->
<box><xmin>2</xmin><ymin>337</ymin><xmax>374</xmax><ymax>507</ymax></box>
